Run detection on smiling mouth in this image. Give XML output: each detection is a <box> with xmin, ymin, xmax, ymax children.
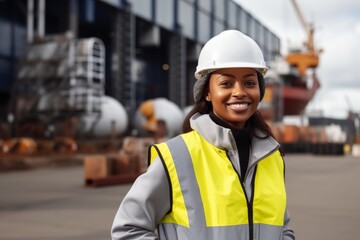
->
<box><xmin>227</xmin><ymin>103</ymin><xmax>250</xmax><ymax>110</ymax></box>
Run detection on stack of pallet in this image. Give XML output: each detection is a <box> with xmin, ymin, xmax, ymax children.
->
<box><xmin>83</xmin><ymin>137</ymin><xmax>154</xmax><ymax>187</ymax></box>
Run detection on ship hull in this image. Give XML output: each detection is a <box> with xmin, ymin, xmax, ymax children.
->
<box><xmin>282</xmin><ymin>75</ymin><xmax>320</xmax><ymax>115</ymax></box>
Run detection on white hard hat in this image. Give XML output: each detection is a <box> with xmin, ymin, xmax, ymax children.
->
<box><xmin>194</xmin><ymin>30</ymin><xmax>268</xmax><ymax>80</ymax></box>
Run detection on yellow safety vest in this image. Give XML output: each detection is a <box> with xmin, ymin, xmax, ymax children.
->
<box><xmin>149</xmin><ymin>130</ymin><xmax>287</xmax><ymax>240</ymax></box>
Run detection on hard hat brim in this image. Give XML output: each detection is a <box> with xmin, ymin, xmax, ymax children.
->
<box><xmin>195</xmin><ymin>63</ymin><xmax>268</xmax><ymax>80</ymax></box>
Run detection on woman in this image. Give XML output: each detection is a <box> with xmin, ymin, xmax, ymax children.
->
<box><xmin>111</xmin><ymin>30</ymin><xmax>295</xmax><ymax>240</ymax></box>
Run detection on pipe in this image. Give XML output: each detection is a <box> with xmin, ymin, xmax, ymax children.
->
<box><xmin>27</xmin><ymin>0</ymin><xmax>34</xmax><ymax>43</ymax></box>
<box><xmin>38</xmin><ymin>0</ymin><xmax>45</xmax><ymax>38</ymax></box>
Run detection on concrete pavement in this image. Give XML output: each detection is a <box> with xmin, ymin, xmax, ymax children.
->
<box><xmin>0</xmin><ymin>154</ymin><xmax>359</xmax><ymax>239</ymax></box>
<box><xmin>285</xmin><ymin>154</ymin><xmax>360</xmax><ymax>240</ymax></box>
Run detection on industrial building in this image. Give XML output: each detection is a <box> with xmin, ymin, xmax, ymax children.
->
<box><xmin>0</xmin><ymin>0</ymin><xmax>281</xmax><ymax>138</ymax></box>
<box><xmin>1</xmin><ymin>0</ymin><xmax>360</xmax><ymax>175</ymax></box>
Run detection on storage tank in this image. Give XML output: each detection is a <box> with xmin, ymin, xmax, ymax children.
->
<box><xmin>182</xmin><ymin>105</ymin><xmax>194</xmax><ymax>117</ymax></box>
<box><xmin>134</xmin><ymin>98</ymin><xmax>184</xmax><ymax>137</ymax></box>
<box><xmin>81</xmin><ymin>95</ymin><xmax>128</xmax><ymax>138</ymax></box>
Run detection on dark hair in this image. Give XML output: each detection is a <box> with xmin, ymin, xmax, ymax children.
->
<box><xmin>182</xmin><ymin>72</ymin><xmax>284</xmax><ymax>155</ymax></box>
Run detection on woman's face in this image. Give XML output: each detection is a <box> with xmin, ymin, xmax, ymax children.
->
<box><xmin>206</xmin><ymin>68</ymin><xmax>260</xmax><ymax>129</ymax></box>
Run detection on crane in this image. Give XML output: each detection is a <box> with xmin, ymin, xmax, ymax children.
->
<box><xmin>285</xmin><ymin>0</ymin><xmax>323</xmax><ymax>78</ymax></box>
<box><xmin>289</xmin><ymin>0</ymin><xmax>315</xmax><ymax>54</ymax></box>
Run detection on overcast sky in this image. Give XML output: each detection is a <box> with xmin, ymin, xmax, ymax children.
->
<box><xmin>235</xmin><ymin>0</ymin><xmax>360</xmax><ymax>119</ymax></box>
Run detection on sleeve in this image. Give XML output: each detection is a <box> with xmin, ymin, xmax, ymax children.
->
<box><xmin>111</xmin><ymin>157</ymin><xmax>170</xmax><ymax>240</ymax></box>
<box><xmin>281</xmin><ymin>155</ymin><xmax>295</xmax><ymax>240</ymax></box>
<box><xmin>282</xmin><ymin>209</ymin><xmax>295</xmax><ymax>240</ymax></box>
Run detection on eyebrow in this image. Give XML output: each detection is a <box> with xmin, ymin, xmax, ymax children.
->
<box><xmin>215</xmin><ymin>73</ymin><xmax>256</xmax><ymax>80</ymax></box>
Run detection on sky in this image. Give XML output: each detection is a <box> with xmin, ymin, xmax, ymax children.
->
<box><xmin>235</xmin><ymin>0</ymin><xmax>360</xmax><ymax>119</ymax></box>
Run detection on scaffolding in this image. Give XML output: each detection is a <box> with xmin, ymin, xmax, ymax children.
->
<box><xmin>13</xmin><ymin>35</ymin><xmax>105</xmax><ymax>138</ymax></box>
<box><xmin>15</xmin><ymin>36</ymin><xmax>105</xmax><ymax>120</ymax></box>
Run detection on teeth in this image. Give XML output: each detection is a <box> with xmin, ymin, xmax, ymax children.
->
<box><xmin>228</xmin><ymin>103</ymin><xmax>248</xmax><ymax>109</ymax></box>
<box><xmin>230</xmin><ymin>103</ymin><xmax>248</xmax><ymax>107</ymax></box>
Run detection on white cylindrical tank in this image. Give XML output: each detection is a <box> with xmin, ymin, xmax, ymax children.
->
<box><xmin>81</xmin><ymin>95</ymin><xmax>128</xmax><ymax>137</ymax></box>
<box><xmin>182</xmin><ymin>105</ymin><xmax>194</xmax><ymax>117</ymax></box>
<box><xmin>134</xmin><ymin>98</ymin><xmax>184</xmax><ymax>137</ymax></box>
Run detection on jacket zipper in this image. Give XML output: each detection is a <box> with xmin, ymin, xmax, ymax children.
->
<box><xmin>226</xmin><ymin>151</ymin><xmax>255</xmax><ymax>240</ymax></box>
<box><xmin>248</xmin><ymin>166</ymin><xmax>257</xmax><ymax>240</ymax></box>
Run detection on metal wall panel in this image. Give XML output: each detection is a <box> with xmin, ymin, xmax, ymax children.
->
<box><xmin>213</xmin><ymin>20</ymin><xmax>225</xmax><ymax>35</ymax></box>
<box><xmin>247</xmin><ymin>15</ymin><xmax>255</xmax><ymax>39</ymax></box>
<box><xmin>238</xmin><ymin>7</ymin><xmax>248</xmax><ymax>34</ymax></box>
<box><xmin>0</xmin><ymin>18</ymin><xmax>26</xmax><ymax>92</ymax></box>
<box><xmin>0</xmin><ymin>20</ymin><xmax>11</xmax><ymax>56</ymax></box>
<box><xmin>254</xmin><ymin>20</ymin><xmax>263</xmax><ymax>46</ymax></box>
<box><xmin>198</xmin><ymin>0</ymin><xmax>211</xmax><ymax>12</ymax></box>
<box><xmin>179</xmin><ymin>1</ymin><xmax>195</xmax><ymax>38</ymax></box>
<box><xmin>14</xmin><ymin>25</ymin><xmax>27</xmax><ymax>58</ymax></box>
<box><xmin>272</xmin><ymin>33</ymin><xmax>281</xmax><ymax>56</ymax></box>
<box><xmin>227</xmin><ymin>1</ymin><xmax>237</xmax><ymax>29</ymax></box>
<box><xmin>198</xmin><ymin>11</ymin><xmax>211</xmax><ymax>43</ymax></box>
<box><xmin>0</xmin><ymin>59</ymin><xmax>11</xmax><ymax>91</ymax></box>
<box><xmin>263</xmin><ymin>30</ymin><xmax>272</xmax><ymax>60</ymax></box>
<box><xmin>128</xmin><ymin>0</ymin><xmax>152</xmax><ymax>21</ymax></box>
<box><xmin>156</xmin><ymin>0</ymin><xmax>174</xmax><ymax>29</ymax></box>
<box><xmin>214</xmin><ymin>0</ymin><xmax>225</xmax><ymax>21</ymax></box>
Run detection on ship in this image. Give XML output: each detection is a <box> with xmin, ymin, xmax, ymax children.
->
<box><xmin>262</xmin><ymin>0</ymin><xmax>323</xmax><ymax>118</ymax></box>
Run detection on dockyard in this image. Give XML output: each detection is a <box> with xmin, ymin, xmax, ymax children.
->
<box><xmin>0</xmin><ymin>153</ymin><xmax>359</xmax><ymax>240</ymax></box>
<box><xmin>1</xmin><ymin>1</ymin><xmax>360</xmax><ymax>239</ymax></box>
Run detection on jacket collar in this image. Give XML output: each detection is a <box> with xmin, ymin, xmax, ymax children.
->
<box><xmin>189</xmin><ymin>113</ymin><xmax>280</xmax><ymax>163</ymax></box>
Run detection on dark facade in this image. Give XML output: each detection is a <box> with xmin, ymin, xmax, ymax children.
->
<box><xmin>0</xmin><ymin>0</ymin><xmax>281</xmax><ymax>123</ymax></box>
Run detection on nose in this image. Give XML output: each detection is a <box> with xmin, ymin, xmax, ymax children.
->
<box><xmin>232</xmin><ymin>82</ymin><xmax>246</xmax><ymax>97</ymax></box>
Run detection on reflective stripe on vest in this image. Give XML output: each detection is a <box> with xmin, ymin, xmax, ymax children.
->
<box><xmin>149</xmin><ymin>131</ymin><xmax>286</xmax><ymax>240</ymax></box>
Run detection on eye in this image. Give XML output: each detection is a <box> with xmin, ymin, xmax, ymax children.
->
<box><xmin>244</xmin><ymin>79</ymin><xmax>257</xmax><ymax>87</ymax></box>
<box><xmin>219</xmin><ymin>80</ymin><xmax>233</xmax><ymax>87</ymax></box>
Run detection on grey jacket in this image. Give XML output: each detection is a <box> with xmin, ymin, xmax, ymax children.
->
<box><xmin>111</xmin><ymin>113</ymin><xmax>295</xmax><ymax>240</ymax></box>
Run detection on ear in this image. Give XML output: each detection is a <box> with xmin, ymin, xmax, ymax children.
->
<box><xmin>205</xmin><ymin>94</ymin><xmax>211</xmax><ymax>101</ymax></box>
